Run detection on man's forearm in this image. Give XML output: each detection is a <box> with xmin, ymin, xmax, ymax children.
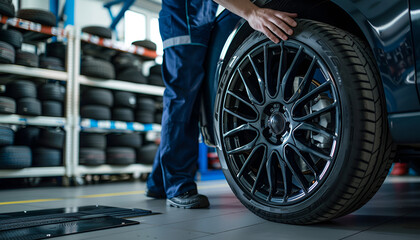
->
<box><xmin>213</xmin><ymin>0</ymin><xmax>258</xmax><ymax>21</ymax></box>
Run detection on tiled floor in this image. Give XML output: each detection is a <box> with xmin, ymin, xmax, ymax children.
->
<box><xmin>1</xmin><ymin>176</ymin><xmax>420</xmax><ymax>240</ymax></box>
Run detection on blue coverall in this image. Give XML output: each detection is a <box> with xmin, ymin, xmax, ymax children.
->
<box><xmin>147</xmin><ymin>0</ymin><xmax>219</xmax><ymax>199</ymax></box>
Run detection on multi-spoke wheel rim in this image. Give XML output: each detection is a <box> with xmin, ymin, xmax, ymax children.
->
<box><xmin>221</xmin><ymin>40</ymin><xmax>341</xmax><ymax>205</ymax></box>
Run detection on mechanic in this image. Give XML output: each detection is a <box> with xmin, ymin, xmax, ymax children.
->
<box><xmin>146</xmin><ymin>0</ymin><xmax>297</xmax><ymax>208</ymax></box>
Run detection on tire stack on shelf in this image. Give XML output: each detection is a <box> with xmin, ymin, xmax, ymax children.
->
<box><xmin>6</xmin><ymin>80</ymin><xmax>41</xmax><ymax>116</ymax></box>
<box><xmin>154</xmin><ymin>96</ymin><xmax>163</xmax><ymax>125</ymax></box>
<box><xmin>80</xmin><ymin>26</ymin><xmax>115</xmax><ymax>79</ymax></box>
<box><xmin>0</xmin><ymin>126</ymin><xmax>32</xmax><ymax>169</ymax></box>
<box><xmin>15</xmin><ymin>127</ymin><xmax>65</xmax><ymax>167</ymax></box>
<box><xmin>148</xmin><ymin>64</ymin><xmax>164</xmax><ymax>87</ymax></box>
<box><xmin>112</xmin><ymin>52</ymin><xmax>147</xmax><ymax>84</ymax></box>
<box><xmin>136</xmin><ymin>97</ymin><xmax>156</xmax><ymax>124</ymax></box>
<box><xmin>80</xmin><ymin>88</ymin><xmax>112</xmax><ymax>120</ymax></box>
<box><xmin>107</xmin><ymin>133</ymin><xmax>142</xmax><ymax>165</ymax></box>
<box><xmin>79</xmin><ymin>133</ymin><xmax>106</xmax><ymax>166</ymax></box>
<box><xmin>0</xmin><ymin>0</ymin><xmax>19</xmax><ymax>64</ymax></box>
<box><xmin>39</xmin><ymin>83</ymin><xmax>66</xmax><ymax>117</ymax></box>
<box><xmin>137</xmin><ymin>133</ymin><xmax>158</xmax><ymax>165</ymax></box>
<box><xmin>3</xmin><ymin>81</ymin><xmax>66</xmax><ymax>117</ymax></box>
<box><xmin>113</xmin><ymin>91</ymin><xmax>136</xmax><ymax>122</ymax></box>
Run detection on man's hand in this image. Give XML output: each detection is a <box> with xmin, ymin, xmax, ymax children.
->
<box><xmin>245</xmin><ymin>8</ymin><xmax>297</xmax><ymax>43</ymax></box>
<box><xmin>214</xmin><ymin>0</ymin><xmax>298</xmax><ymax>43</ymax></box>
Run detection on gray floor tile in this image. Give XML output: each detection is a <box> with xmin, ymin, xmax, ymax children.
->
<box><xmin>192</xmin><ymin>221</ymin><xmax>358</xmax><ymax>240</ymax></box>
<box><xmin>86</xmin><ymin>225</ymin><xmax>210</xmax><ymax>240</ymax></box>
<box><xmin>163</xmin><ymin>210</ymin><xmax>265</xmax><ymax>234</ymax></box>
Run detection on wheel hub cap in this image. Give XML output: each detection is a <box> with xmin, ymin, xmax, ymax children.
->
<box><xmin>268</xmin><ymin>112</ymin><xmax>286</xmax><ymax>135</ymax></box>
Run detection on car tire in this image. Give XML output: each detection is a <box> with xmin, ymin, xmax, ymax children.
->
<box><xmin>32</xmin><ymin>147</ymin><xmax>62</xmax><ymax>167</ymax></box>
<box><xmin>17</xmin><ymin>9</ymin><xmax>57</xmax><ymax>26</ymax></box>
<box><xmin>0</xmin><ymin>146</ymin><xmax>32</xmax><ymax>169</ymax></box>
<box><xmin>81</xmin><ymin>88</ymin><xmax>113</xmax><ymax>107</ymax></box>
<box><xmin>149</xmin><ymin>64</ymin><xmax>162</xmax><ymax>76</ymax></box>
<box><xmin>17</xmin><ymin>98</ymin><xmax>41</xmax><ymax>116</ymax></box>
<box><xmin>81</xmin><ymin>57</ymin><xmax>115</xmax><ymax>79</ymax></box>
<box><xmin>135</xmin><ymin>112</ymin><xmax>154</xmax><ymax>124</ymax></box>
<box><xmin>106</xmin><ymin>147</ymin><xmax>136</xmax><ymax>165</ymax></box>
<box><xmin>112</xmin><ymin>52</ymin><xmax>142</xmax><ymax>72</ymax></box>
<box><xmin>39</xmin><ymin>56</ymin><xmax>64</xmax><ymax>71</ymax></box>
<box><xmin>39</xmin><ymin>83</ymin><xmax>66</xmax><ymax>102</ymax></box>
<box><xmin>148</xmin><ymin>75</ymin><xmax>164</xmax><ymax>87</ymax></box>
<box><xmin>0</xmin><ymin>126</ymin><xmax>14</xmax><ymax>146</ymax></box>
<box><xmin>79</xmin><ymin>148</ymin><xmax>105</xmax><ymax>166</ymax></box>
<box><xmin>0</xmin><ymin>0</ymin><xmax>15</xmax><ymax>17</ymax></box>
<box><xmin>38</xmin><ymin>128</ymin><xmax>65</xmax><ymax>149</ymax></box>
<box><xmin>132</xmin><ymin>40</ymin><xmax>156</xmax><ymax>51</ymax></box>
<box><xmin>42</xmin><ymin>101</ymin><xmax>63</xmax><ymax>117</ymax></box>
<box><xmin>137</xmin><ymin>144</ymin><xmax>158</xmax><ymax>165</ymax></box>
<box><xmin>80</xmin><ymin>133</ymin><xmax>106</xmax><ymax>149</ymax></box>
<box><xmin>214</xmin><ymin>19</ymin><xmax>393</xmax><ymax>224</ymax></box>
<box><xmin>0</xmin><ymin>30</ymin><xmax>23</xmax><ymax>49</ymax></box>
<box><xmin>45</xmin><ymin>42</ymin><xmax>66</xmax><ymax>63</ymax></box>
<box><xmin>136</xmin><ymin>97</ymin><xmax>155</xmax><ymax>112</ymax></box>
<box><xmin>114</xmin><ymin>91</ymin><xmax>136</xmax><ymax>108</ymax></box>
<box><xmin>116</xmin><ymin>68</ymin><xmax>147</xmax><ymax>84</ymax></box>
<box><xmin>6</xmin><ymin>80</ymin><xmax>37</xmax><ymax>99</ymax></box>
<box><xmin>80</xmin><ymin>105</ymin><xmax>111</xmax><ymax>120</ymax></box>
<box><xmin>0</xmin><ymin>41</ymin><xmax>15</xmax><ymax>64</ymax></box>
<box><xmin>15</xmin><ymin>51</ymin><xmax>39</xmax><ymax>67</ymax></box>
<box><xmin>107</xmin><ymin>133</ymin><xmax>142</xmax><ymax>148</ymax></box>
<box><xmin>15</xmin><ymin>127</ymin><xmax>40</xmax><ymax>146</ymax></box>
<box><xmin>0</xmin><ymin>96</ymin><xmax>16</xmax><ymax>114</ymax></box>
<box><xmin>155</xmin><ymin>112</ymin><xmax>162</xmax><ymax>124</ymax></box>
<box><xmin>112</xmin><ymin>108</ymin><xmax>134</xmax><ymax>122</ymax></box>
<box><xmin>82</xmin><ymin>26</ymin><xmax>112</xmax><ymax>39</ymax></box>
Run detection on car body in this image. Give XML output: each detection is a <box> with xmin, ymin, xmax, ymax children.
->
<box><xmin>199</xmin><ymin>0</ymin><xmax>420</xmax><ymax>224</ymax></box>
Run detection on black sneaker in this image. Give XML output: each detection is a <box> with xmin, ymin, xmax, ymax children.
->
<box><xmin>167</xmin><ymin>190</ymin><xmax>210</xmax><ymax>209</ymax></box>
<box><xmin>145</xmin><ymin>189</ymin><xmax>166</xmax><ymax>199</ymax></box>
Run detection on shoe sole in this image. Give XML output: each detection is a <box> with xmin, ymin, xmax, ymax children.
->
<box><xmin>166</xmin><ymin>199</ymin><xmax>209</xmax><ymax>209</ymax></box>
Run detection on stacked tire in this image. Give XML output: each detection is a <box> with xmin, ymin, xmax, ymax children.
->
<box><xmin>80</xmin><ymin>26</ymin><xmax>116</xmax><ymax>79</ymax></box>
<box><xmin>39</xmin><ymin>83</ymin><xmax>66</xmax><ymax>117</ymax></box>
<box><xmin>148</xmin><ymin>64</ymin><xmax>164</xmax><ymax>87</ymax></box>
<box><xmin>106</xmin><ymin>133</ymin><xmax>142</xmax><ymax>165</ymax></box>
<box><xmin>112</xmin><ymin>52</ymin><xmax>147</xmax><ymax>84</ymax></box>
<box><xmin>0</xmin><ymin>126</ymin><xmax>32</xmax><ymax>169</ymax></box>
<box><xmin>80</xmin><ymin>88</ymin><xmax>112</xmax><ymax>120</ymax></box>
<box><xmin>15</xmin><ymin>9</ymin><xmax>57</xmax><ymax>43</ymax></box>
<box><xmin>137</xmin><ymin>143</ymin><xmax>158</xmax><ymax>165</ymax></box>
<box><xmin>15</xmin><ymin>127</ymin><xmax>64</xmax><ymax>167</ymax></box>
<box><xmin>6</xmin><ymin>80</ymin><xmax>41</xmax><ymax>116</ymax></box>
<box><xmin>4</xmin><ymin>81</ymin><xmax>66</xmax><ymax>117</ymax></box>
<box><xmin>79</xmin><ymin>133</ymin><xmax>106</xmax><ymax>166</ymax></box>
<box><xmin>113</xmin><ymin>91</ymin><xmax>136</xmax><ymax>122</ymax></box>
<box><xmin>136</xmin><ymin>97</ymin><xmax>156</xmax><ymax>124</ymax></box>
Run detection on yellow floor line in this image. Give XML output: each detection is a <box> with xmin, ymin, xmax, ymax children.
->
<box><xmin>0</xmin><ymin>198</ymin><xmax>63</xmax><ymax>205</ymax></box>
<box><xmin>0</xmin><ymin>182</ymin><xmax>229</xmax><ymax>205</ymax></box>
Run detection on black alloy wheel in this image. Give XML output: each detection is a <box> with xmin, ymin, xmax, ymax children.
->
<box><xmin>220</xmin><ymin>39</ymin><xmax>340</xmax><ymax>205</ymax></box>
<box><xmin>215</xmin><ymin>19</ymin><xmax>393</xmax><ymax>224</ymax></box>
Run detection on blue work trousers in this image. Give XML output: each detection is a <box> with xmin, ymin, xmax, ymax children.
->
<box><xmin>147</xmin><ymin>0</ymin><xmax>218</xmax><ymax>199</ymax></box>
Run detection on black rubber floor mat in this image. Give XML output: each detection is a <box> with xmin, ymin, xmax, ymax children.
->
<box><xmin>0</xmin><ymin>205</ymin><xmax>158</xmax><ymax>239</ymax></box>
<box><xmin>0</xmin><ymin>215</ymin><xmax>138</xmax><ymax>240</ymax></box>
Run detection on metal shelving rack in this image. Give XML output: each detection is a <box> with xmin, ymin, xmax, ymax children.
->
<box><xmin>0</xmin><ymin>15</ymin><xmax>163</xmax><ymax>183</ymax></box>
<box><xmin>70</xmin><ymin>27</ymin><xmax>164</xmax><ymax>181</ymax></box>
<box><xmin>0</xmin><ymin>15</ymin><xmax>74</xmax><ymax>181</ymax></box>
